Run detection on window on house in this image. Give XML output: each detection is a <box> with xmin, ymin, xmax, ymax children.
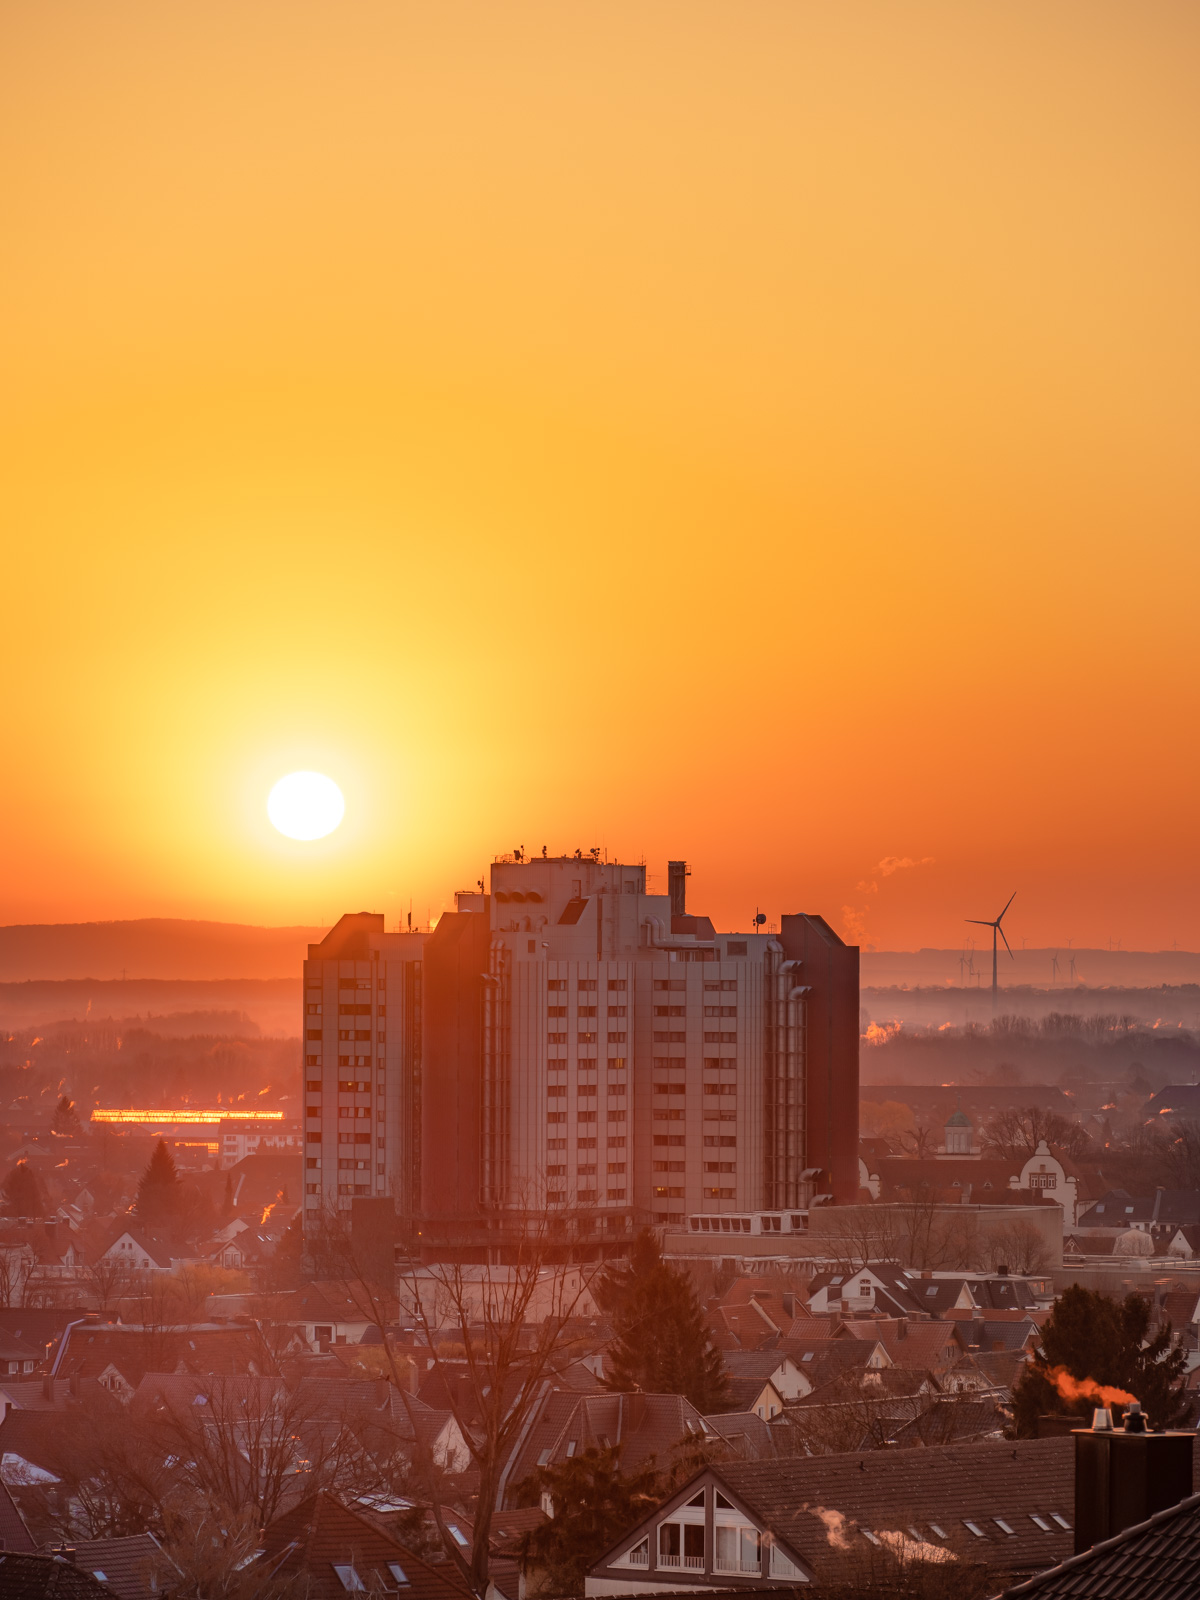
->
<box><xmin>387</xmin><ymin>1564</ymin><xmax>409</xmax><ymax>1584</ymax></box>
<box><xmin>770</xmin><ymin>1545</ymin><xmax>805</xmax><ymax>1578</ymax></box>
<box><xmin>658</xmin><ymin>1521</ymin><xmax>705</xmax><ymax>1570</ymax></box>
<box><xmin>713</xmin><ymin>1525</ymin><xmax>760</xmax><ymax>1573</ymax></box>
<box><xmin>333</xmin><ymin>1566</ymin><xmax>365</xmax><ymax>1591</ymax></box>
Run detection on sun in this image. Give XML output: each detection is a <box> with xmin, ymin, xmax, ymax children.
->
<box><xmin>267</xmin><ymin>771</ymin><xmax>345</xmax><ymax>840</ymax></box>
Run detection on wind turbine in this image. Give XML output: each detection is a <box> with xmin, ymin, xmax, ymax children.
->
<box><xmin>1051</xmin><ymin>951</ymin><xmax>1061</xmax><ymax>985</ymax></box>
<box><xmin>966</xmin><ymin>892</ymin><xmax>1016</xmax><ymax>1010</ymax></box>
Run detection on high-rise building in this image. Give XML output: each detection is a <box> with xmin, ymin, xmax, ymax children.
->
<box><xmin>301</xmin><ymin>854</ymin><xmax>858</xmax><ymax>1250</ymax></box>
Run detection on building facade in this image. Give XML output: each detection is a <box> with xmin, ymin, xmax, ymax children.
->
<box><xmin>301</xmin><ymin>855</ymin><xmax>859</xmax><ymax>1248</ymax></box>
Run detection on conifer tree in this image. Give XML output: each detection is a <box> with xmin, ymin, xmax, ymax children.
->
<box><xmin>598</xmin><ymin>1229</ymin><xmax>729</xmax><ymax>1411</ymax></box>
<box><xmin>1</xmin><ymin>1161</ymin><xmax>45</xmax><ymax>1218</ymax></box>
<box><xmin>516</xmin><ymin>1445</ymin><xmax>662</xmax><ymax>1593</ymax></box>
<box><xmin>136</xmin><ymin>1139</ymin><xmax>182</xmax><ymax>1231</ymax></box>
<box><xmin>51</xmin><ymin>1095</ymin><xmax>81</xmax><ymax>1137</ymax></box>
<box><xmin>1013</xmin><ymin>1283</ymin><xmax>1188</xmax><ymax>1434</ymax></box>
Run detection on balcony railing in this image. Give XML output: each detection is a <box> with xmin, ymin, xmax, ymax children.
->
<box><xmin>714</xmin><ymin>1558</ymin><xmax>761</xmax><ymax>1575</ymax></box>
<box><xmin>657</xmin><ymin>1555</ymin><xmax>705</xmax><ymax>1571</ymax></box>
<box><xmin>627</xmin><ymin>1550</ymin><xmax>648</xmax><ymax>1567</ymax></box>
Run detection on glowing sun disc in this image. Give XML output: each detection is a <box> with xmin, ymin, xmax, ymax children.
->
<box><xmin>268</xmin><ymin>771</ymin><xmax>345</xmax><ymax>840</ymax></box>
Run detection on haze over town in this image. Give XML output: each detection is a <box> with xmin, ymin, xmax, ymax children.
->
<box><xmin>3</xmin><ymin>5</ymin><xmax>1200</xmax><ymax>1599</ymax></box>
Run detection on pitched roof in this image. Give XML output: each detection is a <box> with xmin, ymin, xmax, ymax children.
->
<box><xmin>0</xmin><ymin>1475</ymin><xmax>36</xmax><ymax>1551</ymax></box>
<box><xmin>0</xmin><ymin>1554</ymin><xmax>112</xmax><ymax>1597</ymax></box>
<box><xmin>261</xmin><ymin>1489</ymin><xmax>468</xmax><ymax>1600</ymax></box>
<box><xmin>64</xmin><ymin>1535</ymin><xmax>177</xmax><ymax>1600</ymax></box>
<box><xmin>996</xmin><ymin>1489</ymin><xmax>1200</xmax><ymax>1599</ymax></box>
<box><xmin>504</xmin><ymin>1391</ymin><xmax>705</xmax><ymax>1492</ymax></box>
<box><xmin>56</xmin><ymin>1325</ymin><xmax>264</xmax><ymax>1388</ymax></box>
<box><xmin>714</xmin><ymin>1437</ymin><xmax>1078</xmax><ymax>1579</ymax></box>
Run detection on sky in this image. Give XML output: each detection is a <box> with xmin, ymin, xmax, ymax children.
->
<box><xmin>2</xmin><ymin>2</ymin><xmax>1198</xmax><ymax>953</ymax></box>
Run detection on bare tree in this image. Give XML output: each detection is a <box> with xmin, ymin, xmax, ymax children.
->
<box><xmin>82</xmin><ymin>1253</ymin><xmax>141</xmax><ymax>1315</ymax></box>
<box><xmin>977</xmin><ymin>1218</ymin><xmax>1052</xmax><ymax>1275</ymax></box>
<box><xmin>317</xmin><ymin>1202</ymin><xmax>602</xmax><ymax>1596</ymax></box>
<box><xmin>0</xmin><ymin>1245</ymin><xmax>36</xmax><ymax>1309</ymax></box>
<box><xmin>980</xmin><ymin>1106</ymin><xmax>1093</xmax><ymax>1163</ymax></box>
<box><xmin>813</xmin><ymin>1205</ymin><xmax>900</xmax><ymax>1274</ymax></box>
<box><xmin>891</xmin><ymin>1189</ymin><xmax>975</xmax><ymax>1272</ymax></box>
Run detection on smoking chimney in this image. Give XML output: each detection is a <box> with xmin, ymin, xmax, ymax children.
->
<box><xmin>668</xmin><ymin>861</ymin><xmax>688</xmax><ymax>919</ymax></box>
<box><xmin>1073</xmin><ymin>1409</ymin><xmax>1194</xmax><ymax>1554</ymax></box>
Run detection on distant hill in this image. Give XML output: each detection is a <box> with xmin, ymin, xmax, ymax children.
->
<box><xmin>0</xmin><ymin>918</ymin><xmax>328</xmax><ymax>981</ymax></box>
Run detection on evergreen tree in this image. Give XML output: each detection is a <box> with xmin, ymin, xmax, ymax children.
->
<box><xmin>136</xmin><ymin>1140</ymin><xmax>182</xmax><ymax>1231</ymax></box>
<box><xmin>1</xmin><ymin>1161</ymin><xmax>45</xmax><ymax>1218</ymax></box>
<box><xmin>515</xmin><ymin>1446</ymin><xmax>662</xmax><ymax>1596</ymax></box>
<box><xmin>1013</xmin><ymin>1284</ymin><xmax>1188</xmax><ymax>1434</ymax></box>
<box><xmin>598</xmin><ymin>1229</ymin><xmax>729</xmax><ymax>1411</ymax></box>
<box><xmin>51</xmin><ymin>1095</ymin><xmax>81</xmax><ymax>1137</ymax></box>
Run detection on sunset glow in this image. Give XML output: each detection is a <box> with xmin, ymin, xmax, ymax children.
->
<box><xmin>3</xmin><ymin>4</ymin><xmax>1199</xmax><ymax>948</ymax></box>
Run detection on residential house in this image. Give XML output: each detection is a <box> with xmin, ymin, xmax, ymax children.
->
<box><xmin>585</xmin><ymin>1437</ymin><xmax>1080</xmax><ymax>1592</ymax></box>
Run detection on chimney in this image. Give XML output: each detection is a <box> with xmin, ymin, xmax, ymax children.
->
<box><xmin>42</xmin><ymin>1375</ymin><xmax>54</xmax><ymax>1403</ymax></box>
<box><xmin>1073</xmin><ymin>1412</ymin><xmax>1194</xmax><ymax>1554</ymax></box>
<box><xmin>895</xmin><ymin>1318</ymin><xmax>908</xmax><ymax>1341</ymax></box>
<box><xmin>667</xmin><ymin>861</ymin><xmax>688</xmax><ymax>919</ymax></box>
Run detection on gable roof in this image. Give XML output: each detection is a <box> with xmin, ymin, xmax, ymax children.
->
<box><xmin>0</xmin><ymin>1475</ymin><xmax>36</xmax><ymax>1552</ymax></box>
<box><xmin>714</xmin><ymin>1438</ymin><xmax>1078</xmax><ymax>1577</ymax></box>
<box><xmin>995</xmin><ymin>1489</ymin><xmax>1200</xmax><ymax>1598</ymax></box>
<box><xmin>65</xmin><ymin>1534</ymin><xmax>177</xmax><ymax>1600</ymax></box>
<box><xmin>261</xmin><ymin>1489</ymin><xmax>468</xmax><ymax>1600</ymax></box>
<box><xmin>504</xmin><ymin>1391</ymin><xmax>705</xmax><ymax>1494</ymax></box>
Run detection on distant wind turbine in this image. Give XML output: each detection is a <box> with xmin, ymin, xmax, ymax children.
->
<box><xmin>1051</xmin><ymin>951</ymin><xmax>1061</xmax><ymax>985</ymax></box>
<box><xmin>966</xmin><ymin>892</ymin><xmax>1016</xmax><ymax>1010</ymax></box>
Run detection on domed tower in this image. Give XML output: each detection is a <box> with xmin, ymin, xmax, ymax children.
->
<box><xmin>943</xmin><ymin>1103</ymin><xmax>973</xmax><ymax>1156</ymax></box>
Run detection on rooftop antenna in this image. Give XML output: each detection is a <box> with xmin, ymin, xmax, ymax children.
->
<box><xmin>966</xmin><ymin>892</ymin><xmax>1016</xmax><ymax>1011</ymax></box>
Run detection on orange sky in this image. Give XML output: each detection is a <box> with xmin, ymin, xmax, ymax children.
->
<box><xmin>2</xmin><ymin>2</ymin><xmax>1198</xmax><ymax>952</ymax></box>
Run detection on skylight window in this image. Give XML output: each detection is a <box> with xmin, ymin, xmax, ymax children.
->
<box><xmin>963</xmin><ymin>1521</ymin><xmax>987</xmax><ymax>1538</ymax></box>
<box><xmin>537</xmin><ymin>1449</ymin><xmax>551</xmax><ymax>1465</ymax></box>
<box><xmin>926</xmin><ymin>1287</ymin><xmax>938</xmax><ymax>1297</ymax></box>
<box><xmin>92</xmin><ymin>1575</ymin><xmax>108</xmax><ymax>1584</ymax></box>
<box><xmin>802</xmin><ymin>1352</ymin><xmax>814</xmax><ymax>1361</ymax></box>
<box><xmin>387</xmin><ymin>1564</ymin><xmax>408</xmax><ymax>1584</ymax></box>
<box><xmin>829</xmin><ymin>1276</ymin><xmax>843</xmax><ymax>1286</ymax></box>
<box><xmin>333</xmin><ymin>1566</ymin><xmax>365</xmax><ymax>1591</ymax></box>
<box><xmin>862</xmin><ymin>1531</ymin><xmax>881</xmax><ymax>1546</ymax></box>
<box><xmin>448</xmin><ymin>1524</ymin><xmax>469</xmax><ymax>1546</ymax></box>
<box><xmin>929</xmin><ymin>1524</ymin><xmax>948</xmax><ymax>1540</ymax></box>
<box><xmin>994</xmin><ymin>1519</ymin><xmax>1015</xmax><ymax>1535</ymax></box>
<box><xmin>566</xmin><ymin>1440</ymin><xmax>577</xmax><ymax>1457</ymax></box>
<box><xmin>1051</xmin><ymin>1514</ymin><xmax>1071</xmax><ymax>1530</ymax></box>
<box><xmin>1030</xmin><ymin>1516</ymin><xmax>1052</xmax><ymax>1532</ymax></box>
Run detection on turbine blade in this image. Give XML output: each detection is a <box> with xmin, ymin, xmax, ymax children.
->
<box><xmin>965</xmin><ymin>919</ymin><xmax>994</xmax><ymax>927</ymax></box>
<box><xmin>999</xmin><ymin>924</ymin><xmax>1015</xmax><ymax>959</ymax></box>
<box><xmin>996</xmin><ymin>891</ymin><xmax>1017</xmax><ymax>922</ymax></box>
